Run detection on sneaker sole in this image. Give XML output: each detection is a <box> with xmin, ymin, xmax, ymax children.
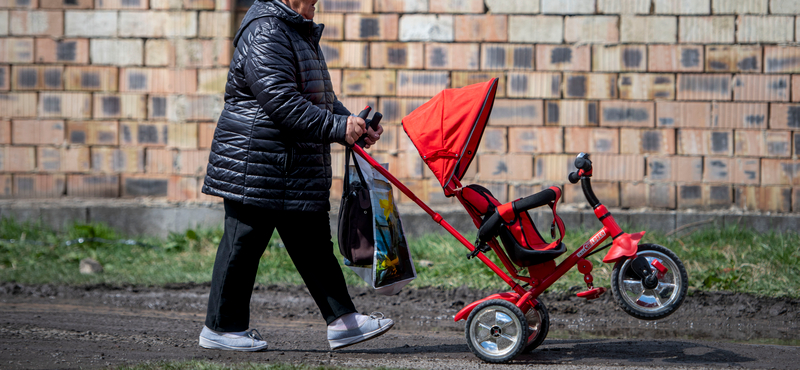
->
<box><xmin>199</xmin><ymin>336</ymin><xmax>268</xmax><ymax>352</ymax></box>
<box><xmin>328</xmin><ymin>321</ymin><xmax>394</xmax><ymax>350</ymax></box>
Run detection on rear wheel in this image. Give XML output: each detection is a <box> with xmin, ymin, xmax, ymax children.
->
<box><xmin>521</xmin><ymin>299</ymin><xmax>549</xmax><ymax>353</ymax></box>
<box><xmin>611</xmin><ymin>243</ymin><xmax>688</xmax><ymax>320</ymax></box>
<box><xmin>465</xmin><ymin>299</ymin><xmax>528</xmax><ymax>363</ymax></box>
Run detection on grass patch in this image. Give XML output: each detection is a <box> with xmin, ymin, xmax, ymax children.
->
<box><xmin>0</xmin><ymin>217</ymin><xmax>798</xmax><ymax>297</ymax></box>
<box><xmin>115</xmin><ymin>360</ymin><xmax>401</xmax><ymax>370</ymax></box>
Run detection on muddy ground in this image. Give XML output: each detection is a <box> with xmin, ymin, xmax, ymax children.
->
<box><xmin>0</xmin><ymin>282</ymin><xmax>798</xmax><ymax>369</ymax></box>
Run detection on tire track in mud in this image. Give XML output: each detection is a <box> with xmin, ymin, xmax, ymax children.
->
<box><xmin>1</xmin><ymin>283</ymin><xmax>798</xmax><ymax>369</ymax></box>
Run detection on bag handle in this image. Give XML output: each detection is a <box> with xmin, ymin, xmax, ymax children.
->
<box><xmin>344</xmin><ymin>147</ymin><xmax>369</xmax><ymax>193</ymax></box>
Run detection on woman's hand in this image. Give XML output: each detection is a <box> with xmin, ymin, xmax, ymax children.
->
<box><xmin>362</xmin><ymin>124</ymin><xmax>384</xmax><ymax>149</ymax></box>
<box><xmin>345</xmin><ymin>116</ymin><xmax>366</xmax><ymax>145</ymax></box>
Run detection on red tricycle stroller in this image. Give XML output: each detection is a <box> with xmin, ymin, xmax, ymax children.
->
<box><xmin>351</xmin><ymin>78</ymin><xmax>688</xmax><ymax>363</ymax></box>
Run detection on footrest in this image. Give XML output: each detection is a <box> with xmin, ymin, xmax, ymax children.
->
<box><xmin>576</xmin><ymin>287</ymin><xmax>606</xmax><ymax>300</ymax></box>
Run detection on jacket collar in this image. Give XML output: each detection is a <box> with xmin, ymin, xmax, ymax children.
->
<box><xmin>234</xmin><ymin>0</ymin><xmax>323</xmax><ymax>46</ymax></box>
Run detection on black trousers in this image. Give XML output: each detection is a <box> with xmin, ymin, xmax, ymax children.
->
<box><xmin>205</xmin><ymin>199</ymin><xmax>357</xmax><ymax>332</ymax></box>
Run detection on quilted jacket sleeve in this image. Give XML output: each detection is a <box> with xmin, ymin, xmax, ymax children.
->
<box><xmin>332</xmin><ymin>95</ymin><xmax>351</xmax><ymax>116</ymax></box>
<box><xmin>244</xmin><ymin>23</ymin><xmax>348</xmax><ymax>145</ymax></box>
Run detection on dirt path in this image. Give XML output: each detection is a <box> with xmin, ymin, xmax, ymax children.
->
<box><xmin>1</xmin><ymin>283</ymin><xmax>798</xmax><ymax>369</ymax></box>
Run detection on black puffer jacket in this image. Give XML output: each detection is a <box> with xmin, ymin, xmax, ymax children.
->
<box><xmin>202</xmin><ymin>0</ymin><xmax>351</xmax><ymax>212</ymax></box>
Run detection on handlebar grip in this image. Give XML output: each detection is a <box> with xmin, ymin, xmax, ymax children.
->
<box><xmin>478</xmin><ymin>212</ymin><xmax>503</xmax><ymax>243</ymax></box>
<box><xmin>356</xmin><ymin>112</ymin><xmax>383</xmax><ymax>147</ymax></box>
<box><xmin>574</xmin><ymin>157</ymin><xmax>591</xmax><ymax>171</ymax></box>
<box><xmin>354</xmin><ymin>106</ymin><xmax>373</xmax><ymax>148</ymax></box>
<box><xmin>514</xmin><ymin>189</ymin><xmax>557</xmax><ymax>213</ymax></box>
<box><xmin>568</xmin><ymin>171</ymin><xmax>581</xmax><ymax>184</ymax></box>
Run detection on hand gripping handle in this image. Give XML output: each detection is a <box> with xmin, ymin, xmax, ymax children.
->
<box><xmin>355</xmin><ymin>106</ymin><xmax>383</xmax><ymax>148</ymax></box>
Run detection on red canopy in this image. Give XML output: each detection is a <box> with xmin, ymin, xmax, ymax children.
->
<box><xmin>401</xmin><ymin>78</ymin><xmax>499</xmax><ymax>196</ymax></box>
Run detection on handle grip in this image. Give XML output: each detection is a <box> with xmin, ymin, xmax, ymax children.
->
<box><xmin>355</xmin><ymin>107</ymin><xmax>382</xmax><ymax>148</ymax></box>
<box><xmin>568</xmin><ymin>171</ymin><xmax>581</xmax><ymax>184</ymax></box>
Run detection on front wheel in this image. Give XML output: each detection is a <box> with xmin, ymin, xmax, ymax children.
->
<box><xmin>465</xmin><ymin>299</ymin><xmax>528</xmax><ymax>363</ymax></box>
<box><xmin>611</xmin><ymin>243</ymin><xmax>688</xmax><ymax>320</ymax></box>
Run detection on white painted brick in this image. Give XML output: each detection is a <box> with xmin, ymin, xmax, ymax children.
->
<box><xmin>65</xmin><ymin>11</ymin><xmax>117</xmax><ymax>37</ymax></box>
<box><xmin>680</xmin><ymin>16</ymin><xmax>735</xmax><ymax>43</ymax></box>
<box><xmin>9</xmin><ymin>10</ymin><xmax>63</xmax><ymax>36</ymax></box>
<box><xmin>0</xmin><ymin>11</ymin><xmax>8</xmax><ymax>36</ymax></box>
<box><xmin>737</xmin><ymin>15</ymin><xmax>793</xmax><ymax>43</ymax></box>
<box><xmin>565</xmin><ymin>16</ymin><xmax>619</xmax><ymax>43</ymax></box>
<box><xmin>118</xmin><ymin>11</ymin><xmax>198</xmax><ymax>38</ymax></box>
<box><xmin>620</xmin><ymin>16</ymin><xmax>677</xmax><ymax>43</ymax></box>
<box><xmin>655</xmin><ymin>0</ymin><xmax>711</xmax><ymax>14</ymax></box>
<box><xmin>770</xmin><ymin>0</ymin><xmax>800</xmax><ymax>14</ymax></box>
<box><xmin>597</xmin><ymin>0</ymin><xmax>651</xmax><ymax>14</ymax></box>
<box><xmin>509</xmin><ymin>15</ymin><xmax>564</xmax><ymax>43</ymax></box>
<box><xmin>542</xmin><ymin>0</ymin><xmax>596</xmax><ymax>14</ymax></box>
<box><xmin>90</xmin><ymin>39</ymin><xmax>143</xmax><ymax>66</ymax></box>
<box><xmin>398</xmin><ymin>15</ymin><xmax>453</xmax><ymax>42</ymax></box>
<box><xmin>712</xmin><ymin>0</ymin><xmax>768</xmax><ymax>14</ymax></box>
<box><xmin>485</xmin><ymin>0</ymin><xmax>540</xmax><ymax>14</ymax></box>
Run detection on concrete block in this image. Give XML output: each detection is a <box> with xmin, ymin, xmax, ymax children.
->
<box><xmin>769</xmin><ymin>0</ymin><xmax>800</xmax><ymax>14</ymax></box>
<box><xmin>736</xmin><ymin>15</ymin><xmax>794</xmax><ymax>43</ymax></box>
<box><xmin>565</xmin><ymin>16</ymin><xmax>619</xmax><ymax>43</ymax></box>
<box><xmin>65</xmin><ymin>10</ymin><xmax>117</xmax><ymax>37</ymax></box>
<box><xmin>618</xmin><ymin>73</ymin><xmax>675</xmax><ymax>100</ymax></box>
<box><xmin>654</xmin><ymin>0</ymin><xmax>710</xmax><ymax>14</ymax></box>
<box><xmin>90</xmin><ymin>39</ymin><xmax>143</xmax><ymax>66</ymax></box>
<box><xmin>375</xmin><ymin>0</ymin><xmax>428</xmax><ymax>13</ymax></box>
<box><xmin>732</xmin><ymin>74</ymin><xmax>790</xmax><ymax>102</ymax></box>
<box><xmin>599</xmin><ymin>100</ymin><xmax>655</xmax><ymax>128</ymax></box>
<box><xmin>620</xmin><ymin>15</ymin><xmax>677</xmax><ymax>43</ymax></box>
<box><xmin>89</xmin><ymin>206</ymin><xmax>177</xmax><ymax>238</ymax></box>
<box><xmin>675</xmin><ymin>213</ymin><xmax>722</xmax><ymax>234</ymax></box>
<box><xmin>485</xmin><ymin>0</ymin><xmax>539</xmax><ymax>14</ymax></box>
<box><xmin>712</xmin><ymin>0</ymin><xmax>767</xmax><ymax>14</ymax></box>
<box><xmin>593</xmin><ymin>44</ymin><xmax>647</xmax><ymax>72</ymax></box>
<box><xmin>509</xmin><ymin>15</ymin><xmax>563</xmax><ymax>43</ymax></box>
<box><xmin>536</xmin><ymin>44</ymin><xmax>591</xmax><ymax>71</ymax></box>
<box><xmin>487</xmin><ymin>99</ymin><xmax>543</xmax><ymax>127</ymax></box>
<box><xmin>506</xmin><ymin>72</ymin><xmax>561</xmax><ymax>99</ymax></box>
<box><xmin>542</xmin><ymin>0</ymin><xmax>596</xmax><ymax>14</ymax></box>
<box><xmin>648</xmin><ymin>44</ymin><xmax>704</xmax><ymax>72</ymax></box>
<box><xmin>35</xmin><ymin>38</ymin><xmax>89</xmax><ymax>64</ymax></box>
<box><xmin>40</xmin><ymin>206</ymin><xmax>86</xmax><ymax>231</ymax></box>
<box><xmin>9</xmin><ymin>10</ymin><xmax>63</xmax><ymax>36</ymax></box>
<box><xmin>712</xmin><ymin>102</ymin><xmax>768</xmax><ymax>129</ymax></box>
<box><xmin>656</xmin><ymin>101</ymin><xmax>712</xmax><ymax>128</ymax></box>
<box><xmin>399</xmin><ymin>14</ymin><xmax>451</xmax><ymax>42</ymax></box>
<box><xmin>680</xmin><ymin>16</ymin><xmax>735</xmax><ymax>43</ymax></box>
<box><xmin>118</xmin><ymin>11</ymin><xmax>198</xmax><ymax>38</ymax></box>
<box><xmin>174</xmin><ymin>206</ymin><xmax>224</xmax><ymax>232</ymax></box>
<box><xmin>545</xmin><ymin>100</ymin><xmax>599</xmax><ymax>127</ymax></box>
<box><xmin>627</xmin><ymin>211</ymin><xmax>676</xmax><ymax>233</ymax></box>
<box><xmin>429</xmin><ymin>0</ymin><xmax>482</xmax><ymax>13</ymax></box>
<box><xmin>723</xmin><ymin>214</ymin><xmax>796</xmax><ymax>233</ymax></box>
<box><xmin>0</xmin><ymin>206</ymin><xmax>41</xmax><ymax>224</ymax></box>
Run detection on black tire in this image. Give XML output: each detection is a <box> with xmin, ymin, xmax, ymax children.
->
<box><xmin>521</xmin><ymin>299</ymin><xmax>549</xmax><ymax>353</ymax></box>
<box><xmin>611</xmin><ymin>243</ymin><xmax>688</xmax><ymax>320</ymax></box>
<box><xmin>465</xmin><ymin>299</ymin><xmax>528</xmax><ymax>363</ymax></box>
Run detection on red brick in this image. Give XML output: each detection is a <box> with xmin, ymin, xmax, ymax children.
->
<box><xmin>176</xmin><ymin>149</ymin><xmax>208</xmax><ymax>175</ymax></box>
<box><xmin>735</xmin><ymin>130</ymin><xmax>792</xmax><ymax>157</ymax></box>
<box><xmin>733</xmin><ymin>74</ymin><xmax>790</xmax><ymax>102</ymax></box>
<box><xmin>317</xmin><ymin>13</ymin><xmax>344</xmax><ymax>40</ymax></box>
<box><xmin>761</xmin><ymin>159</ymin><xmax>799</xmax><ymax>186</ymax></box>
<box><xmin>368</xmin><ymin>124</ymin><xmax>397</xmax><ymax>153</ymax></box>
<box><xmin>564</xmin><ymin>181</ymin><xmax>619</xmax><ymax>207</ymax></box>
<box><xmin>736</xmin><ymin>186</ymin><xmax>792</xmax><ymax>212</ymax></box>
<box><xmin>198</xmin><ymin>122</ymin><xmax>214</xmax><ymax>149</ymax></box>
<box><xmin>592</xmin><ymin>44</ymin><xmax>646</xmax><ymax>72</ymax></box>
<box><xmin>121</xmin><ymin>174</ymin><xmax>168</xmax><ymax>198</ymax></box>
<box><xmin>119</xmin><ymin>121</ymin><xmax>167</xmax><ymax>147</ymax></box>
<box><xmin>507</xmin><ymin>72</ymin><xmax>561</xmax><ymax>98</ymax></box>
<box><xmin>599</xmin><ymin>101</ymin><xmax>654</xmax><ymax>128</ymax></box>
<box><xmin>169</xmin><ymin>176</ymin><xmax>199</xmax><ymax>201</ymax></box>
<box><xmin>591</xmin><ymin>154</ymin><xmax>644</xmax><ymax>182</ymax></box>
<box><xmin>171</xmin><ymin>39</ymin><xmax>231</xmax><ymax>68</ymax></box>
<box><xmin>145</xmin><ymin>148</ymin><xmax>173</xmax><ymax>174</ymax></box>
<box><xmin>319</xmin><ymin>41</ymin><xmax>369</xmax><ymax>69</ymax></box>
<box><xmin>429</xmin><ymin>0</ymin><xmax>482</xmax><ymax>13</ymax></box>
<box><xmin>476</xmin><ymin>127</ymin><xmax>506</xmax><ymax>154</ymax></box>
<box><xmin>564</xmin><ymin>16</ymin><xmax>619</xmax><ymax>43</ymax></box>
<box><xmin>329</xmin><ymin>69</ymin><xmax>341</xmax><ymax>94</ymax></box>
<box><xmin>117</xmin><ymin>11</ymin><xmax>197</xmax><ymax>38</ymax></box>
<box><xmin>13</xmin><ymin>174</ymin><xmax>65</xmax><ymax>198</ymax></box>
<box><xmin>0</xmin><ymin>92</ymin><xmax>37</xmax><ymax>118</ymax></box>
<box><xmin>564</xmin><ymin>127</ymin><xmax>618</xmax><ymax>154</ymax></box>
<box><xmin>478</xmin><ymin>154</ymin><xmax>532</xmax><ymax>181</ymax></box>
<box><xmin>0</xmin><ymin>66</ymin><xmax>8</xmax><ymax>91</ymax></box>
<box><xmin>677</xmin><ymin>184</ymin><xmax>704</xmax><ymax>209</ymax></box>
<box><xmin>703</xmin><ymin>157</ymin><xmax>733</xmax><ymax>183</ymax></box>
<box><xmin>794</xmin><ymin>76</ymin><xmax>800</xmax><ymax>102</ymax></box>
<box><xmin>0</xmin><ymin>145</ymin><xmax>35</xmax><ymax>171</ymax></box>
<box><xmin>646</xmin><ymin>156</ymin><xmax>675</xmax><ymax>181</ymax></box>
<box><xmin>40</xmin><ymin>0</ymin><xmax>92</xmax><ymax>8</ymax></box>
<box><xmin>395</xmin><ymin>151</ymin><xmax>423</xmax><ymax>179</ymax></box>
<box><xmin>487</xmin><ymin>99</ymin><xmax>543</xmax><ymax>126</ymax></box>
<box><xmin>375</xmin><ymin>0</ymin><xmax>428</xmax><ymax>12</ymax></box>
<box><xmin>425</xmin><ymin>43</ymin><xmax>479</xmax><ymax>70</ymax></box>
<box><xmin>620</xmin><ymin>182</ymin><xmax>647</xmax><ymax>209</ymax></box>
<box><xmin>705</xmin><ymin>184</ymin><xmax>733</xmax><ymax>208</ymax></box>
<box><xmin>533</xmin><ymin>154</ymin><xmax>571</xmax><ymax>182</ymax></box>
<box><xmin>66</xmin><ymin>174</ymin><xmax>119</xmax><ymax>197</ymax></box>
<box><xmin>649</xmin><ymin>183</ymin><xmax>676</xmax><ymax>209</ymax></box>
<box><xmin>9</xmin><ymin>10</ymin><xmax>63</xmax><ymax>37</ymax></box>
<box><xmin>563</xmin><ymin>72</ymin><xmax>617</xmax><ymax>99</ymax></box>
<box><xmin>768</xmin><ymin>103</ymin><xmax>800</xmax><ymax>130</ymax></box>
<box><xmin>370</xmin><ymin>42</ymin><xmax>423</xmax><ymax>69</ymax></box>
<box><xmin>198</xmin><ymin>12</ymin><xmax>231</xmax><ymax>38</ymax></box>
<box><xmin>794</xmin><ymin>187</ymin><xmax>800</xmax><ymax>212</ymax></box>
<box><xmin>676</xmin><ymin>74</ymin><xmax>732</xmax><ymax>101</ymax></box>
<box><xmin>93</xmin><ymin>93</ymin><xmax>147</xmax><ymax>120</ymax></box>
<box><xmin>545</xmin><ymin>100</ymin><xmax>599</xmax><ymax>127</ymax></box>
<box><xmin>95</xmin><ymin>0</ymin><xmax>149</xmax><ymax>8</ymax></box>
<box><xmin>481</xmin><ymin>44</ymin><xmax>533</xmax><ymax>71</ymax></box>
<box><xmin>378</xmin><ymin>98</ymin><xmax>428</xmax><ymax>125</ymax></box>
<box><xmin>509</xmin><ymin>127</ymin><xmax>562</xmax><ymax>153</ymax></box>
<box><xmin>0</xmin><ymin>37</ymin><xmax>34</xmax><ymax>63</ymax></box>
<box><xmin>536</xmin><ymin>44</ymin><xmax>591</xmax><ymax>71</ymax></box>
<box><xmin>0</xmin><ymin>0</ymin><xmax>39</xmax><ymax>8</ymax></box>
<box><xmin>680</xmin><ymin>15</ymin><xmax>735</xmax><ymax>43</ymax></box>
<box><xmin>343</xmin><ymin>69</ymin><xmax>397</xmax><ymax>96</ymax></box>
<box><xmin>711</xmin><ymin>102</ymin><xmax>768</xmax><ymax>129</ymax></box>
<box><xmin>706</xmin><ymin>45</ymin><xmax>761</xmax><ymax>73</ymax></box>
<box><xmin>37</xmin><ymin>146</ymin><xmax>90</xmax><ymax>172</ymax></box>
<box><xmin>454</xmin><ymin>15</ymin><xmax>507</xmax><ymax>42</ymax></box>
<box><xmin>66</xmin><ymin>120</ymin><xmax>118</xmax><ymax>145</ymax></box>
<box><xmin>197</xmin><ymin>68</ymin><xmax>227</xmax><ymax>93</ymax></box>
<box><xmin>11</xmin><ymin>119</ymin><xmax>63</xmax><ymax>145</ymax></box>
<box><xmin>0</xmin><ymin>120</ymin><xmax>9</xmax><ymax>143</ymax></box>
<box><xmin>10</xmin><ymin>65</ymin><xmax>62</xmax><ymax>90</ymax></box>
<box><xmin>34</xmin><ymin>38</ymin><xmax>88</xmax><ymax>64</ymax></box>
<box><xmin>396</xmin><ymin>70</ymin><xmax>446</xmax><ymax>97</ymax></box>
<box><xmin>620</xmin><ymin>128</ymin><xmax>675</xmax><ymax>155</ymax></box>
<box><xmin>92</xmin><ymin>146</ymin><xmax>144</xmax><ymax>173</ymax></box>
<box><xmin>337</xmin><ymin>96</ymin><xmax>379</xmax><ymax>119</ymax></box>
<box><xmin>733</xmin><ymin>158</ymin><xmax>760</xmax><ymax>185</ymax></box>
<box><xmin>678</xmin><ymin>129</ymin><xmax>733</xmax><ymax>156</ymax></box>
<box><xmin>764</xmin><ymin>46</ymin><xmax>800</xmax><ymax>73</ymax></box>
<box><xmin>119</xmin><ymin>68</ymin><xmax>197</xmax><ymax>94</ymax></box>
<box><xmin>795</xmin><ymin>131</ymin><xmax>800</xmax><ymax>157</ymax></box>
<box><xmin>618</xmin><ymin>73</ymin><xmax>675</xmax><ymax>100</ymax></box>
<box><xmin>656</xmin><ymin>101</ymin><xmax>712</xmax><ymax>128</ymax></box>
<box><xmin>677</xmin><ymin>156</ymin><xmax>705</xmax><ymax>182</ymax></box>
<box><xmin>344</xmin><ymin>14</ymin><xmax>397</xmax><ymax>41</ymax></box>
<box><xmin>317</xmin><ymin>0</ymin><xmax>372</xmax><ymax>12</ymax></box>
<box><xmin>451</xmin><ymin>72</ymin><xmax>505</xmax><ymax>97</ymax></box>
<box><xmin>647</xmin><ymin>44</ymin><xmax>704</xmax><ymax>72</ymax></box>
<box><xmin>63</xmin><ymin>66</ymin><xmax>118</xmax><ymax>91</ymax></box>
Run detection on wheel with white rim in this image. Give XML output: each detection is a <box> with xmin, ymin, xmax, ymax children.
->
<box><xmin>465</xmin><ymin>299</ymin><xmax>528</xmax><ymax>363</ymax></box>
<box><xmin>611</xmin><ymin>243</ymin><xmax>688</xmax><ymax>320</ymax></box>
<box><xmin>521</xmin><ymin>299</ymin><xmax>549</xmax><ymax>353</ymax></box>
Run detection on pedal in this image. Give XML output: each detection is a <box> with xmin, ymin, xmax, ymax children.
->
<box><xmin>576</xmin><ymin>287</ymin><xmax>606</xmax><ymax>300</ymax></box>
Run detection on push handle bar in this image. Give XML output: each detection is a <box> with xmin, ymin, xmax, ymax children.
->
<box><xmin>477</xmin><ymin>188</ymin><xmax>558</xmax><ymax>243</ymax></box>
<box><xmin>354</xmin><ymin>106</ymin><xmax>383</xmax><ymax>148</ymax></box>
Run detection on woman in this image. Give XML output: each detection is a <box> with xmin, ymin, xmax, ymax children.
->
<box><xmin>198</xmin><ymin>0</ymin><xmax>390</xmax><ymax>351</ymax></box>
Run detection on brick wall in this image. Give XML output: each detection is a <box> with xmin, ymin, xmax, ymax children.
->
<box><xmin>1</xmin><ymin>0</ymin><xmax>799</xmax><ymax>214</ymax></box>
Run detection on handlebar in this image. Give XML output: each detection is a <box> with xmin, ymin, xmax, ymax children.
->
<box><xmin>567</xmin><ymin>153</ymin><xmax>601</xmax><ymax>208</ymax></box>
<box><xmin>355</xmin><ymin>106</ymin><xmax>382</xmax><ymax>148</ymax></box>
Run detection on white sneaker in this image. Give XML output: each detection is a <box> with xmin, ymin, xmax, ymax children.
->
<box><xmin>327</xmin><ymin>312</ymin><xmax>394</xmax><ymax>350</ymax></box>
<box><xmin>198</xmin><ymin>327</ymin><xmax>268</xmax><ymax>351</ymax></box>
